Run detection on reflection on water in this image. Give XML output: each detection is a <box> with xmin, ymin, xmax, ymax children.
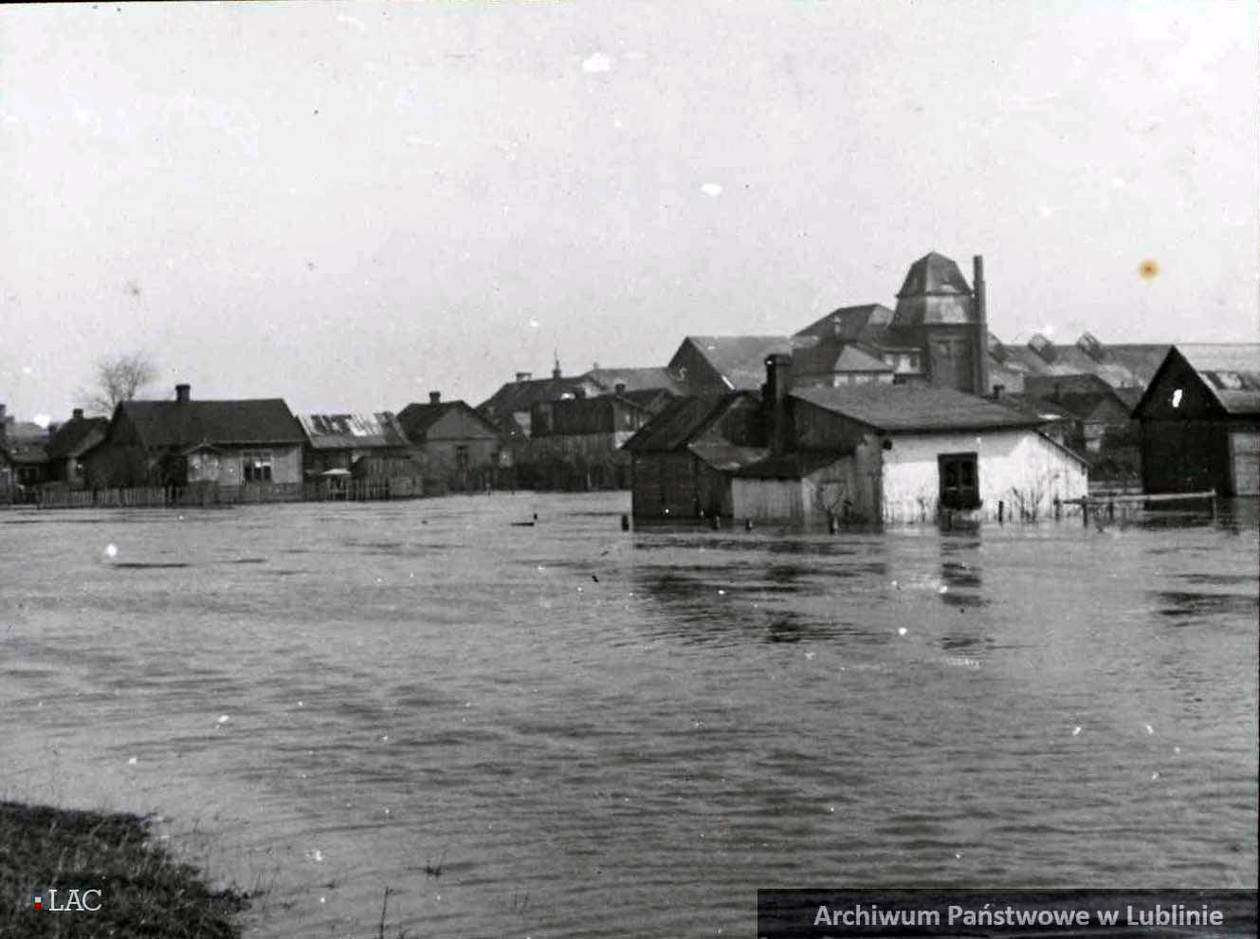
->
<box><xmin>0</xmin><ymin>494</ymin><xmax>1256</xmax><ymax>938</ymax></box>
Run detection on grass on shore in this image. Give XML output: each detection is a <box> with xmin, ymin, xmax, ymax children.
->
<box><xmin>0</xmin><ymin>800</ymin><xmax>249</xmax><ymax>938</ymax></box>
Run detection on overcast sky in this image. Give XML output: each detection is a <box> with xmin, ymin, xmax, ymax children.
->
<box><xmin>2</xmin><ymin>0</ymin><xmax>1257</xmax><ymax>422</ymax></box>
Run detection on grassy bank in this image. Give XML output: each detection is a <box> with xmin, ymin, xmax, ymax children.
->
<box><xmin>0</xmin><ymin>800</ymin><xmax>249</xmax><ymax>938</ymax></box>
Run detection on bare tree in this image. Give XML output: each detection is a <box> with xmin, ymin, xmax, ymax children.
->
<box><xmin>80</xmin><ymin>351</ymin><xmax>158</xmax><ymax>416</ymax></box>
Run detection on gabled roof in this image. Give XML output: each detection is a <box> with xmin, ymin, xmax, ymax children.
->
<box><xmin>896</xmin><ymin>251</ymin><xmax>972</xmax><ymax>298</ymax></box>
<box><xmin>1135</xmin><ymin>344</ymin><xmax>1260</xmax><ymax>416</ymax></box>
<box><xmin>477</xmin><ymin>375</ymin><xmax>602</xmax><ymax>423</ymax></box>
<box><xmin>45</xmin><ymin>416</ymin><xmax>109</xmax><ymax>460</ymax></box>
<box><xmin>299</xmin><ymin>412</ymin><xmax>410</xmax><ymax>450</ymax></box>
<box><xmin>398</xmin><ymin>399</ymin><xmax>501</xmax><ymax>440</ymax></box>
<box><xmin>678</xmin><ymin>336</ymin><xmax>793</xmax><ymax>390</ymax></box>
<box><xmin>3</xmin><ymin>419</ymin><xmax>47</xmax><ymax>442</ymax></box>
<box><xmin>117</xmin><ymin>399</ymin><xmax>304</xmax><ymax>448</ymax></box>
<box><xmin>622</xmin><ymin>392</ymin><xmax>758</xmax><ymax>454</ymax></box>
<box><xmin>582</xmin><ymin>367</ymin><xmax>689</xmax><ymax>395</ymax></box>
<box><xmin>792</xmin><ymin>384</ymin><xmax>1042</xmax><ymax>434</ymax></box>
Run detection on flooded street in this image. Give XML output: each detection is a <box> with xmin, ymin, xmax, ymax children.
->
<box><xmin>2</xmin><ymin>493</ymin><xmax>1256</xmax><ymax>938</ymax></box>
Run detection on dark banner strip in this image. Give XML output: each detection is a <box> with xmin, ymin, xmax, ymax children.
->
<box><xmin>758</xmin><ymin>889</ymin><xmax>1257</xmax><ymax>939</ymax></box>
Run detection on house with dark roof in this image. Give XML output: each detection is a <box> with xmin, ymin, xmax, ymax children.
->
<box><xmin>527</xmin><ymin>392</ymin><xmax>658</xmax><ymax>490</ymax></box>
<box><xmin>297</xmin><ymin>412</ymin><xmax>419</xmax><ymax>480</ymax></box>
<box><xmin>720</xmin><ymin>354</ymin><xmax>1089</xmax><ymax>525</ymax></box>
<box><xmin>45</xmin><ymin>408</ymin><xmax>110</xmax><ymax>486</ymax></box>
<box><xmin>81</xmin><ymin>384</ymin><xmax>305</xmax><ymax>489</ymax></box>
<box><xmin>622</xmin><ymin>392</ymin><xmax>768</xmax><ymax>519</ymax></box>
<box><xmin>1133</xmin><ymin>344</ymin><xmax>1260</xmax><ymax>496</ymax></box>
<box><xmin>476</xmin><ymin>365</ymin><xmax>605</xmax><ymax>440</ymax></box>
<box><xmin>398</xmin><ymin>392</ymin><xmax>505</xmax><ymax>493</ymax></box>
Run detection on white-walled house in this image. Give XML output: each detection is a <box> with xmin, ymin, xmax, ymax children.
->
<box><xmin>732</xmin><ymin>380</ymin><xmax>1088</xmax><ymax>525</ymax></box>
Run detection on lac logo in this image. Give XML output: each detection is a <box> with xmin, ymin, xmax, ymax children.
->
<box><xmin>32</xmin><ymin>887</ymin><xmax>103</xmax><ymax>912</ymax></box>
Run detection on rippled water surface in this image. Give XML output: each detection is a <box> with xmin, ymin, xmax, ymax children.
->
<box><xmin>2</xmin><ymin>494</ymin><xmax>1256</xmax><ymax>937</ymax></box>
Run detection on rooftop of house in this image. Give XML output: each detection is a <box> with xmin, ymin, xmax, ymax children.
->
<box><xmin>398</xmin><ymin>398</ymin><xmax>500</xmax><ymax>440</ymax></box>
<box><xmin>675</xmin><ymin>336</ymin><xmax>794</xmax><ymax>390</ymax></box>
<box><xmin>113</xmin><ymin>390</ymin><xmax>304</xmax><ymax>448</ymax></box>
<box><xmin>622</xmin><ymin>392</ymin><xmax>760</xmax><ymax>454</ymax></box>
<box><xmin>477</xmin><ymin>372</ymin><xmax>603</xmax><ymax>422</ymax></box>
<box><xmin>298</xmin><ymin>412</ymin><xmax>410</xmax><ymax>450</ymax></box>
<box><xmin>582</xmin><ymin>366</ymin><xmax>689</xmax><ymax>396</ymax></box>
<box><xmin>1172</xmin><ymin>343</ymin><xmax>1260</xmax><ymax>415</ymax></box>
<box><xmin>792</xmin><ymin>383</ymin><xmax>1043</xmax><ymax>434</ymax></box>
<box><xmin>45</xmin><ymin>414</ymin><xmax>110</xmax><ymax>461</ymax></box>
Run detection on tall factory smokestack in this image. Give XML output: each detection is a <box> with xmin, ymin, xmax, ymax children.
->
<box><xmin>973</xmin><ymin>255</ymin><xmax>990</xmax><ymax>397</ymax></box>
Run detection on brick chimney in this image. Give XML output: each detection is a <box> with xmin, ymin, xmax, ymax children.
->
<box><xmin>614</xmin><ymin>382</ymin><xmax>627</xmax><ymax>396</ymax></box>
<box><xmin>0</xmin><ymin>404</ymin><xmax>6</xmax><ymax>447</ymax></box>
<box><xmin>973</xmin><ymin>255</ymin><xmax>989</xmax><ymax>397</ymax></box>
<box><xmin>429</xmin><ymin>391</ymin><xmax>441</xmax><ymax>405</ymax></box>
<box><xmin>73</xmin><ymin>408</ymin><xmax>84</xmax><ymax>420</ymax></box>
<box><xmin>515</xmin><ymin>371</ymin><xmax>532</xmax><ymax>383</ymax></box>
<box><xmin>175</xmin><ymin>383</ymin><xmax>191</xmax><ymax>403</ymax></box>
<box><xmin>763</xmin><ymin>354</ymin><xmax>793</xmax><ymax>457</ymax></box>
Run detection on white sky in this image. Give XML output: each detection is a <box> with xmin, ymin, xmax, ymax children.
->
<box><xmin>2</xmin><ymin>0</ymin><xmax>1257</xmax><ymax>419</ymax></box>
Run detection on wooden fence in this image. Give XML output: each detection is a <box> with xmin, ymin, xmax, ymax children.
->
<box><xmin>13</xmin><ymin>477</ymin><xmax>427</xmax><ymax>510</ymax></box>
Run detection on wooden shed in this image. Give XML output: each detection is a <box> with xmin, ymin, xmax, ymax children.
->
<box><xmin>1132</xmin><ymin>344</ymin><xmax>1260</xmax><ymax>496</ymax></box>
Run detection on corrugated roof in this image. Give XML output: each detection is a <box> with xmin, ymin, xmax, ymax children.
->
<box><xmin>682</xmin><ymin>336</ymin><xmax>793</xmax><ymax>390</ymax></box>
<box><xmin>895</xmin><ymin>251</ymin><xmax>972</xmax><ymax>297</ymax></box>
<box><xmin>45</xmin><ymin>416</ymin><xmax>109</xmax><ymax>460</ymax></box>
<box><xmin>1176</xmin><ymin>344</ymin><xmax>1260</xmax><ymax>415</ymax></box>
<box><xmin>299</xmin><ymin>412</ymin><xmax>410</xmax><ymax>450</ymax></box>
<box><xmin>120</xmin><ymin>399</ymin><xmax>304</xmax><ymax>448</ymax></box>
<box><xmin>793</xmin><ymin>384</ymin><xmax>1042</xmax><ymax>433</ymax></box>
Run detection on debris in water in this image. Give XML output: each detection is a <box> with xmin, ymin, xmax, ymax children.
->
<box><xmin>717</xmin><ymin>589</ymin><xmax>726</xmax><ymax>596</ymax></box>
<box><xmin>897</xmin><ymin>627</ymin><xmax>908</xmax><ymax>637</ymax></box>
<box><xmin>1072</xmin><ymin>726</ymin><xmax>1082</xmax><ymax>736</ymax></box>
<box><xmin>308</xmin><ymin>849</ymin><xmax>324</xmax><ymax>862</ymax></box>
<box><xmin>217</xmin><ymin>714</ymin><xmax>230</xmax><ymax>725</ymax></box>
<box><xmin>938</xmin><ymin>585</ymin><xmax>949</xmax><ymax>594</ymax></box>
<box><xmin>1151</xmin><ymin>771</ymin><xmax>1160</xmax><ymax>780</ymax></box>
<box><xmin>104</xmin><ymin>544</ymin><xmax>118</xmax><ymax>559</ymax></box>
<box><xmin>1145</xmin><ymin>724</ymin><xmax>1154</xmax><ymax>735</ymax></box>
<box><xmin>127</xmin><ymin>756</ymin><xmax>138</xmax><ymax>765</ymax></box>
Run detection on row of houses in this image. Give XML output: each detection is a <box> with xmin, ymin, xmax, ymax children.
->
<box><xmin>0</xmin><ymin>387</ymin><xmax>509</xmax><ymax>502</ymax></box>
<box><xmin>4</xmin><ymin>250</ymin><xmax>1256</xmax><ymax>516</ymax></box>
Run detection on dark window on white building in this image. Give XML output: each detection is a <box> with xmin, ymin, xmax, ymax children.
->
<box><xmin>939</xmin><ymin>452</ymin><xmax>980</xmax><ymax>509</ymax></box>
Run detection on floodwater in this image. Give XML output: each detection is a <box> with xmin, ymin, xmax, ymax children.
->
<box><xmin>1</xmin><ymin>493</ymin><xmax>1256</xmax><ymax>938</ymax></box>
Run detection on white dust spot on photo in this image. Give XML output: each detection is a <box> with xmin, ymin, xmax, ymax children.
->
<box><xmin>700</xmin><ymin>183</ymin><xmax>723</xmax><ymax>197</ymax></box>
<box><xmin>582</xmin><ymin>52</ymin><xmax>614</xmax><ymax>73</ymax></box>
<box><xmin>217</xmin><ymin>714</ymin><xmax>230</xmax><ymax>725</ymax></box>
<box><xmin>804</xmin><ymin>651</ymin><xmax>816</xmax><ymax>660</ymax></box>
<box><xmin>937</xmin><ymin>585</ymin><xmax>949</xmax><ymax>594</ymax></box>
<box><xmin>127</xmin><ymin>756</ymin><xmax>138</xmax><ymax>765</ymax></box>
<box><xmin>21</xmin><ymin>366</ymin><xmax>32</xmax><ymax>375</ymax></box>
<box><xmin>897</xmin><ymin>627</ymin><xmax>908</xmax><ymax>637</ymax></box>
<box><xmin>1072</xmin><ymin>726</ymin><xmax>1082</xmax><ymax>736</ymax></box>
<box><xmin>1151</xmin><ymin>771</ymin><xmax>1160</xmax><ymax>780</ymax></box>
<box><xmin>104</xmin><ymin>544</ymin><xmax>118</xmax><ymax>559</ymax></box>
<box><xmin>307</xmin><ymin>849</ymin><xmax>324</xmax><ymax>863</ymax></box>
<box><xmin>717</xmin><ymin>589</ymin><xmax>726</xmax><ymax>596</ymax></box>
<box><xmin>1145</xmin><ymin>724</ymin><xmax>1154</xmax><ymax>735</ymax></box>
<box><xmin>529</xmin><ymin>318</ymin><xmax>540</xmax><ymax>329</ymax></box>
